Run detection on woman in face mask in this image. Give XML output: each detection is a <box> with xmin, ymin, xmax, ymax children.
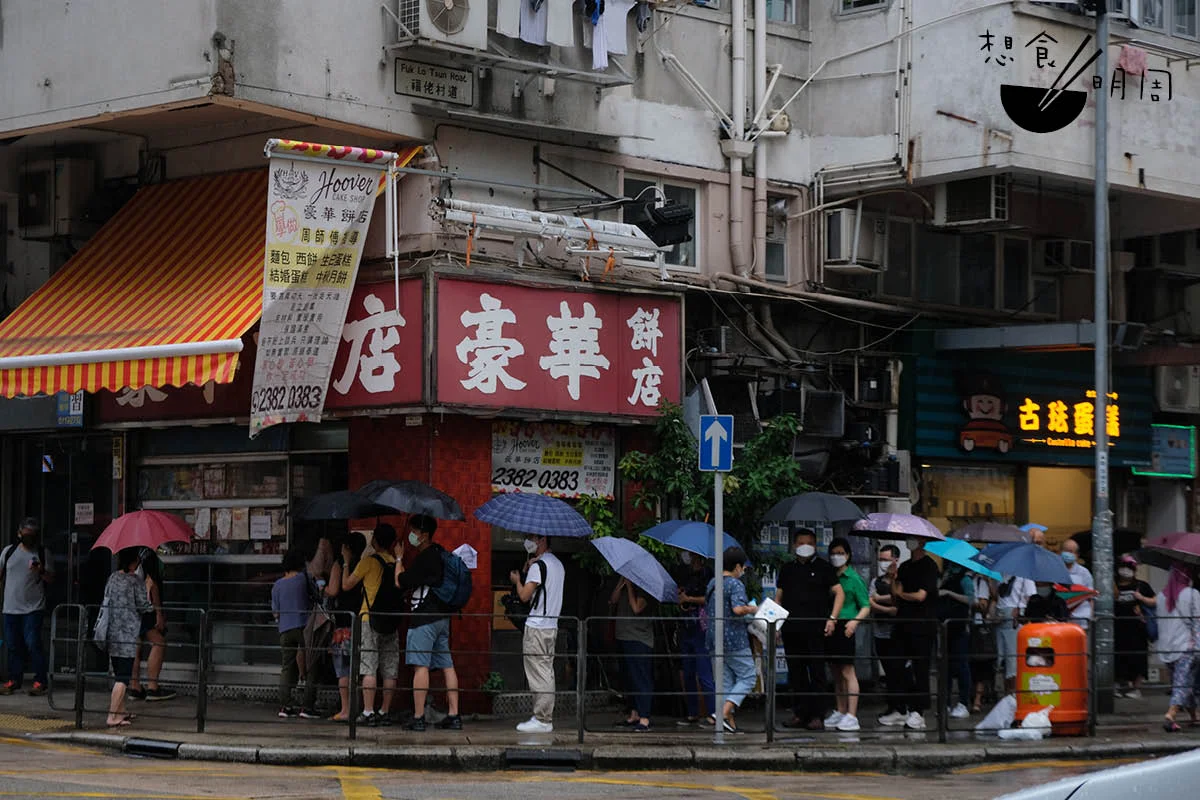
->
<box><xmin>1113</xmin><ymin>554</ymin><xmax>1156</xmax><ymax>699</ymax></box>
<box><xmin>824</xmin><ymin>538</ymin><xmax>871</xmax><ymax>732</ymax></box>
<box><xmin>1022</xmin><ymin>582</ymin><xmax>1068</xmax><ymax>623</ymax></box>
<box><xmin>1156</xmin><ymin>563</ymin><xmax>1200</xmax><ymax>732</ymax></box>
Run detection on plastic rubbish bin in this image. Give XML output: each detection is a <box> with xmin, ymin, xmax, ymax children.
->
<box><xmin>1014</xmin><ymin>622</ymin><xmax>1088</xmax><ymax>736</ymax></box>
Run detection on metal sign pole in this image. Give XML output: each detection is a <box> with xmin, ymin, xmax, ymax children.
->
<box><xmin>713</xmin><ymin>470</ymin><xmax>725</xmax><ymax>745</ymax></box>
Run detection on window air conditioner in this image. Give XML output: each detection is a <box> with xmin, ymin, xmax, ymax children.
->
<box><xmin>18</xmin><ymin>159</ymin><xmax>96</xmax><ymax>241</ymax></box>
<box><xmin>934</xmin><ymin>175</ymin><xmax>1009</xmax><ymax>227</ymax></box>
<box><xmin>397</xmin><ymin>0</ymin><xmax>488</xmax><ymax>50</ymax></box>
<box><xmin>824</xmin><ymin>208</ymin><xmax>886</xmax><ymax>273</ymax></box>
<box><xmin>1156</xmin><ymin>365</ymin><xmax>1200</xmax><ymax>414</ymax></box>
<box><xmin>1037</xmin><ymin>239</ymin><xmax>1094</xmax><ymax>272</ymax></box>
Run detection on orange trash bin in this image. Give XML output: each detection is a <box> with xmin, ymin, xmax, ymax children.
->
<box><xmin>1014</xmin><ymin>622</ymin><xmax>1089</xmax><ymax>736</ymax></box>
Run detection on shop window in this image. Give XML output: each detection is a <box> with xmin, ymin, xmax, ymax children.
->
<box><xmin>1141</xmin><ymin>0</ymin><xmax>1167</xmax><ymax>32</ymax></box>
<box><xmin>917</xmin><ymin>228</ymin><xmax>958</xmax><ymax>305</ymax></box>
<box><xmin>919</xmin><ymin>464</ymin><xmax>1018</xmax><ymax>530</ymax></box>
<box><xmin>959</xmin><ymin>233</ymin><xmax>997</xmax><ymax>309</ymax></box>
<box><xmin>1177</xmin><ymin>0</ymin><xmax>1199</xmax><ymax>38</ymax></box>
<box><xmin>840</xmin><ymin>0</ymin><xmax>886</xmax><ymax>13</ymax></box>
<box><xmin>623</xmin><ymin>175</ymin><xmax>698</xmax><ymax>270</ymax></box>
<box><xmin>765</xmin><ymin>196</ymin><xmax>788</xmax><ymax>282</ymax></box>
<box><xmin>766</xmin><ymin>0</ymin><xmax>795</xmax><ymax>23</ymax></box>
<box><xmin>1003</xmin><ymin>237</ymin><xmax>1032</xmax><ymax>312</ymax></box>
<box><xmin>882</xmin><ymin>219</ymin><xmax>913</xmax><ymax>298</ymax></box>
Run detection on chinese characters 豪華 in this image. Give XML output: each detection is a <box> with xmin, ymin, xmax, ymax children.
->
<box><xmin>331</xmin><ymin>292</ymin><xmax>407</xmax><ymax>395</ymax></box>
<box><xmin>456</xmin><ymin>292</ymin><xmax>527</xmax><ymax>394</ymax></box>
<box><xmin>539</xmin><ymin>301</ymin><xmax>612</xmax><ymax>401</ymax></box>
<box><xmin>1017</xmin><ymin>393</ymin><xmax>1120</xmax><ymax>439</ymax></box>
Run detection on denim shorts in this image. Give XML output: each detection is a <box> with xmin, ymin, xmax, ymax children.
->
<box><xmin>405</xmin><ymin>617</ymin><xmax>453</xmax><ymax>669</ymax></box>
<box><xmin>331</xmin><ymin>631</ymin><xmax>351</xmax><ymax>679</ymax></box>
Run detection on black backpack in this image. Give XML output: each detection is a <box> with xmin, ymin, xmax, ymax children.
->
<box><xmin>501</xmin><ymin>560</ymin><xmax>545</xmax><ymax>632</ymax></box>
<box><xmin>364</xmin><ymin>554</ymin><xmax>405</xmax><ymax>635</ymax></box>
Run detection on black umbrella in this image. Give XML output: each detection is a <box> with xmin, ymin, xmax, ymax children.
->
<box><xmin>294</xmin><ymin>490</ymin><xmax>394</xmax><ymax>521</ymax></box>
<box><xmin>951</xmin><ymin>522</ymin><xmax>1029</xmax><ymax>544</ymax></box>
<box><xmin>357</xmin><ymin>479</ymin><xmax>465</xmax><ymax>521</ymax></box>
<box><xmin>1070</xmin><ymin>528</ymin><xmax>1143</xmax><ymax>560</ymax></box>
<box><xmin>763</xmin><ymin>492</ymin><xmax>865</xmax><ymax>524</ymax></box>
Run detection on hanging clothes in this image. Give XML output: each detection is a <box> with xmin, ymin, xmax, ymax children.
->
<box><xmin>497</xmin><ymin>0</ymin><xmax>521</xmax><ymax>39</ymax></box>
<box><xmin>635</xmin><ymin>1</ymin><xmax>652</xmax><ymax>33</ymax></box>
<box><xmin>547</xmin><ymin>0</ymin><xmax>576</xmax><ymax>47</ymax></box>
<box><xmin>581</xmin><ymin>0</ymin><xmax>609</xmax><ymax>70</ymax></box>
<box><xmin>520</xmin><ymin>0</ymin><xmax>549</xmax><ymax>46</ymax></box>
<box><xmin>603</xmin><ymin>0</ymin><xmax>635</xmax><ymax>57</ymax></box>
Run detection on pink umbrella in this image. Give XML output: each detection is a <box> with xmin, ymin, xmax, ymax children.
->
<box><xmin>852</xmin><ymin>513</ymin><xmax>945</xmax><ymax>541</ymax></box>
<box><xmin>91</xmin><ymin>510</ymin><xmax>193</xmax><ymax>553</ymax></box>
<box><xmin>1140</xmin><ymin>532</ymin><xmax>1200</xmax><ymax>568</ymax></box>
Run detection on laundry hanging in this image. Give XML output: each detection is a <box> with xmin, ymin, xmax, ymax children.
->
<box><xmin>547</xmin><ymin>0</ymin><xmax>575</xmax><ymax>47</ymax></box>
<box><xmin>603</xmin><ymin>0</ymin><xmax>635</xmax><ymax>56</ymax></box>
<box><xmin>582</xmin><ymin>0</ymin><xmax>609</xmax><ymax>70</ymax></box>
<box><xmin>520</xmin><ymin>0</ymin><xmax>549</xmax><ymax>46</ymax></box>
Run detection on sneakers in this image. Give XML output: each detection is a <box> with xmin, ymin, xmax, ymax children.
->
<box><xmin>145</xmin><ymin>687</ymin><xmax>176</xmax><ymax>702</ymax></box>
<box><xmin>27</xmin><ymin>682</ymin><xmax>46</xmax><ymax>697</ymax></box>
<box><xmin>355</xmin><ymin>712</ymin><xmax>378</xmax><ymax>727</ymax></box>
<box><xmin>1124</xmin><ymin>689</ymin><xmax>1143</xmax><ymax>700</ymax></box>
<box><xmin>298</xmin><ymin>709</ymin><xmax>321</xmax><ymax>720</ymax></box>
<box><xmin>0</xmin><ymin>681</ymin><xmax>15</xmax><ymax>696</ymax></box>
<box><xmin>405</xmin><ymin>716</ymin><xmax>427</xmax><ymax>731</ymax></box>
<box><xmin>949</xmin><ymin>702</ymin><xmax>970</xmax><ymax>719</ymax></box>
<box><xmin>823</xmin><ymin>711</ymin><xmax>845</xmax><ymax>727</ymax></box>
<box><xmin>877</xmin><ymin>710</ymin><xmax>906</xmax><ymax>727</ymax></box>
<box><xmin>436</xmin><ymin>714</ymin><xmax>462</xmax><ymax>731</ymax></box>
<box><xmin>677</xmin><ymin>717</ymin><xmax>698</xmax><ymax>727</ymax></box>
<box><xmin>278</xmin><ymin>706</ymin><xmax>299</xmax><ymax>718</ymax></box>
<box><xmin>516</xmin><ymin>716</ymin><xmax>553</xmax><ymax>733</ymax></box>
<box><xmin>905</xmin><ymin>711</ymin><xmax>927</xmax><ymax>730</ymax></box>
<box><xmin>835</xmin><ymin>714</ymin><xmax>861</xmax><ymax>732</ymax></box>
<box><xmin>127</xmin><ymin>687</ymin><xmax>147</xmax><ymax>701</ymax></box>
<box><xmin>722</xmin><ymin>717</ymin><xmax>743</xmax><ymax>734</ymax></box>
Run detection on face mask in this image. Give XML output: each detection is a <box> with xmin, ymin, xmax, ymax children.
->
<box><xmin>878</xmin><ymin>561</ymin><xmax>893</xmax><ymax>576</ymax></box>
<box><xmin>907</xmin><ymin>538</ymin><xmax>923</xmax><ymax>553</ymax></box>
<box><xmin>523</xmin><ymin>539</ymin><xmax>538</xmax><ymax>555</ymax></box>
<box><xmin>1062</xmin><ymin>552</ymin><xmax>1077</xmax><ymax>565</ymax></box>
<box><xmin>19</xmin><ymin>534</ymin><xmax>36</xmax><ymax>548</ymax></box>
<box><xmin>408</xmin><ymin>532</ymin><xmax>421</xmax><ymax>547</ymax></box>
<box><xmin>831</xmin><ymin>554</ymin><xmax>848</xmax><ymax>568</ymax></box>
<box><xmin>1118</xmin><ymin>567</ymin><xmax>1134</xmax><ymax>579</ymax></box>
<box><xmin>1037</xmin><ymin>585</ymin><xmax>1053</xmax><ymax>598</ymax></box>
<box><xmin>796</xmin><ymin>544</ymin><xmax>816</xmax><ymax>559</ymax></box>
<box><xmin>680</xmin><ymin>552</ymin><xmax>692</xmax><ymax>566</ymax></box>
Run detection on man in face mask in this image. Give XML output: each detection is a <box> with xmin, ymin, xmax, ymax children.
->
<box><xmin>1059</xmin><ymin>539</ymin><xmax>1094</xmax><ymax>629</ymax></box>
<box><xmin>394</xmin><ymin>514</ymin><xmax>461</xmax><ymax>731</ymax></box>
<box><xmin>889</xmin><ymin>537</ymin><xmax>941</xmax><ymax>730</ymax></box>
<box><xmin>775</xmin><ymin>529</ymin><xmax>844</xmax><ymax>730</ymax></box>
<box><xmin>870</xmin><ymin>545</ymin><xmax>903</xmax><ymax>721</ymax></box>
<box><xmin>510</xmin><ymin>533</ymin><xmax>564</xmax><ymax>734</ymax></box>
<box><xmin>1</xmin><ymin>518</ymin><xmax>53</xmax><ymax>696</ymax></box>
<box><xmin>1023</xmin><ymin>581</ymin><xmax>1069</xmax><ymax>623</ymax></box>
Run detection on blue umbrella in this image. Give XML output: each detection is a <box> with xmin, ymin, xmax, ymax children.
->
<box><xmin>971</xmin><ymin>542</ymin><xmax>1071</xmax><ymax>584</ymax></box>
<box><xmin>474</xmin><ymin>492</ymin><xmax>594</xmax><ymax>538</ymax></box>
<box><xmin>641</xmin><ymin>520</ymin><xmax>741</xmax><ymax>559</ymax></box>
<box><xmin>592</xmin><ymin>537</ymin><xmax>679</xmax><ymax>603</ymax></box>
<box><xmin>925</xmin><ymin>538</ymin><xmax>1002</xmax><ymax>581</ymax></box>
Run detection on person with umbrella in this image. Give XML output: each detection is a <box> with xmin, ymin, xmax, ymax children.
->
<box><xmin>676</xmin><ymin>552</ymin><xmax>716</xmax><ymax>727</ymax></box>
<box><xmin>97</xmin><ymin>547</ymin><xmax>153</xmax><ymax>726</ymax></box>
<box><xmin>1156</xmin><ymin>564</ymin><xmax>1200</xmax><ymax>732</ymax></box>
<box><xmin>326</xmin><ymin>532</ymin><xmax>366</xmax><ymax>723</ymax></box>
<box><xmin>1060</xmin><ymin>539</ymin><xmax>1095</xmax><ymax>629</ymax></box>
<box><xmin>610</xmin><ymin>576</ymin><xmax>657</xmax><ymax>732</ymax></box>
<box><xmin>509</xmin><ymin>532</ymin><xmax>565</xmax><ymax>734</ymax></box>
<box><xmin>1023</xmin><ymin>580</ymin><xmax>1069</xmax><ymax>623</ymax></box>
<box><xmin>1114</xmin><ymin>554</ymin><xmax>1156</xmax><ymax>699</ymax></box>
<box><xmin>890</xmin><ymin>536</ymin><xmax>941</xmax><ymax>731</ymax></box>
<box><xmin>776</xmin><ymin>529</ymin><xmax>844</xmax><ymax>731</ymax></box>
<box><xmin>869</xmin><ymin>545</ymin><xmax>903</xmax><ymax>721</ymax></box>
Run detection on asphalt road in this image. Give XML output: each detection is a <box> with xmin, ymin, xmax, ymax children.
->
<box><xmin>0</xmin><ymin>736</ymin><xmax>1150</xmax><ymax>800</ymax></box>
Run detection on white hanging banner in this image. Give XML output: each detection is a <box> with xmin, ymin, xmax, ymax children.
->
<box><xmin>250</xmin><ymin>139</ymin><xmax>401</xmax><ymax>436</ymax></box>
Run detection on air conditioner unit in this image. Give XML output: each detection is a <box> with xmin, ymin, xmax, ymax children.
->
<box><xmin>824</xmin><ymin>208</ymin><xmax>886</xmax><ymax>272</ymax></box>
<box><xmin>397</xmin><ymin>0</ymin><xmax>488</xmax><ymax>50</ymax></box>
<box><xmin>1037</xmin><ymin>239</ymin><xmax>1094</xmax><ymax>272</ymax></box>
<box><xmin>18</xmin><ymin>159</ymin><xmax>96</xmax><ymax>240</ymax></box>
<box><xmin>934</xmin><ymin>175</ymin><xmax>1009</xmax><ymax>227</ymax></box>
<box><xmin>1156</xmin><ymin>365</ymin><xmax>1200</xmax><ymax>413</ymax></box>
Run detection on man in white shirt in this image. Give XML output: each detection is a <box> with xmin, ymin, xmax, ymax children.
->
<box><xmin>1060</xmin><ymin>539</ymin><xmax>1094</xmax><ymax>629</ymax></box>
<box><xmin>995</xmin><ymin>574</ymin><xmax>1034</xmax><ymax>695</ymax></box>
<box><xmin>510</xmin><ymin>533</ymin><xmax>564</xmax><ymax>734</ymax></box>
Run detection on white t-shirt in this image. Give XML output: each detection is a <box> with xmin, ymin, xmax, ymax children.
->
<box><xmin>972</xmin><ymin>575</ymin><xmax>992</xmax><ymax>624</ymax></box>
<box><xmin>996</xmin><ymin>576</ymin><xmax>1035</xmax><ymax>614</ymax></box>
<box><xmin>1156</xmin><ymin>586</ymin><xmax>1200</xmax><ymax>665</ymax></box>
<box><xmin>525</xmin><ymin>551</ymin><xmax>564</xmax><ymax>630</ymax></box>
<box><xmin>1066</xmin><ymin>562</ymin><xmax>1094</xmax><ymax>626</ymax></box>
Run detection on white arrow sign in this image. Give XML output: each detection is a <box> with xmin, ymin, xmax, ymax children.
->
<box><xmin>705</xmin><ymin>419</ymin><xmax>729</xmax><ymax>466</ymax></box>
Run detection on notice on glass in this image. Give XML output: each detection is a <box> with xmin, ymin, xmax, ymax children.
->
<box><xmin>194</xmin><ymin>508</ymin><xmax>212</xmax><ymax>540</ymax></box>
<box><xmin>231</xmin><ymin>507</ymin><xmax>250</xmax><ymax>541</ymax></box>
<box><xmin>214</xmin><ymin>508</ymin><xmax>233</xmax><ymax>540</ymax></box>
<box><xmin>250</xmin><ymin>514</ymin><xmax>273</xmax><ymax>541</ymax></box>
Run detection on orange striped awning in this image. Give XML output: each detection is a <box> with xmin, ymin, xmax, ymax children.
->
<box><xmin>0</xmin><ymin>170</ymin><xmax>267</xmax><ymax>398</ymax></box>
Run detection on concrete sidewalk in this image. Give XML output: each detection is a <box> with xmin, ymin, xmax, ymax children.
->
<box><xmin>2</xmin><ymin>685</ymin><xmax>1198</xmax><ymax>772</ymax></box>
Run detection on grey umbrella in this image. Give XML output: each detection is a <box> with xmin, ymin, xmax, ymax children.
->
<box><xmin>951</xmin><ymin>522</ymin><xmax>1030</xmax><ymax>544</ymax></box>
<box><xmin>356</xmin><ymin>480</ymin><xmax>465</xmax><ymax>521</ymax></box>
<box><xmin>763</xmin><ymin>492</ymin><xmax>866</xmax><ymax>524</ymax></box>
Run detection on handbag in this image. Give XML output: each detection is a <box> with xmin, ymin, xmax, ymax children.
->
<box><xmin>1142</xmin><ymin>601</ymin><xmax>1159</xmax><ymax>643</ymax></box>
<box><xmin>93</xmin><ymin>597</ymin><xmax>111</xmax><ymax>652</ymax></box>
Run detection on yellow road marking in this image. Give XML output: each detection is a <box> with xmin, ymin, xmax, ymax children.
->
<box><xmin>516</xmin><ymin>775</ymin><xmax>898</xmax><ymax>800</ymax></box>
<box><xmin>953</xmin><ymin>757</ymin><xmax>1140</xmax><ymax>775</ymax></box>
<box><xmin>333</xmin><ymin>766</ymin><xmax>384</xmax><ymax>800</ymax></box>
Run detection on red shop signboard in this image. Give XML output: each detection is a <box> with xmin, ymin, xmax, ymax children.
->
<box><xmin>436</xmin><ymin>278</ymin><xmax>681</xmax><ymax>416</ymax></box>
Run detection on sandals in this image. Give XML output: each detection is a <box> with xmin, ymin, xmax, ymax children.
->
<box><xmin>1163</xmin><ymin>719</ymin><xmax>1182</xmax><ymax>733</ymax></box>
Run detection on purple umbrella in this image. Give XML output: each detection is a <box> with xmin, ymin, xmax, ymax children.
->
<box><xmin>852</xmin><ymin>513</ymin><xmax>945</xmax><ymax>541</ymax></box>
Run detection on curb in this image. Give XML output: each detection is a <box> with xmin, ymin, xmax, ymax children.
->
<box><xmin>31</xmin><ymin>731</ymin><xmax>1200</xmax><ymax>772</ymax></box>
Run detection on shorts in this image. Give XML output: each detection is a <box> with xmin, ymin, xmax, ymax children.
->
<box><xmin>359</xmin><ymin>622</ymin><xmax>400</xmax><ymax>679</ymax></box>
<box><xmin>406</xmin><ymin>618</ymin><xmax>453</xmax><ymax>670</ymax></box>
<box><xmin>331</xmin><ymin>629</ymin><xmax>352</xmax><ymax>679</ymax></box>
<box><xmin>826</xmin><ymin>620</ymin><xmax>857</xmax><ymax>666</ymax></box>
<box><xmin>138</xmin><ymin>614</ymin><xmax>167</xmax><ymax>638</ymax></box>
<box><xmin>110</xmin><ymin>656</ymin><xmax>134</xmax><ymax>685</ymax></box>
<box><xmin>996</xmin><ymin>623</ymin><xmax>1018</xmax><ymax>679</ymax></box>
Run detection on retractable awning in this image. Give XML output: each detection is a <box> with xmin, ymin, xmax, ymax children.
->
<box><xmin>0</xmin><ymin>170</ymin><xmax>266</xmax><ymax>397</ymax></box>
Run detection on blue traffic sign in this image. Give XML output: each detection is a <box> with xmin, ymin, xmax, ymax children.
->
<box><xmin>699</xmin><ymin>414</ymin><xmax>734</xmax><ymax>472</ymax></box>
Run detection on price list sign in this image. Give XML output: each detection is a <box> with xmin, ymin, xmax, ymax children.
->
<box><xmin>250</xmin><ymin>139</ymin><xmax>398</xmax><ymax>435</ymax></box>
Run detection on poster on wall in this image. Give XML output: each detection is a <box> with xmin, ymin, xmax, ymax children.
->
<box><xmin>249</xmin><ymin>139</ymin><xmax>413</xmax><ymax>436</ymax></box>
<box><xmin>491</xmin><ymin>422</ymin><xmax>616</xmax><ymax>499</ymax></box>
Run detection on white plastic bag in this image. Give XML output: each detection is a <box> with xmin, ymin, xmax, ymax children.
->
<box><xmin>975</xmin><ymin>693</ymin><xmax>1017</xmax><ymax>733</ymax></box>
<box><xmin>1020</xmin><ymin>705</ymin><xmax>1054</xmax><ymax>730</ymax></box>
<box><xmin>754</xmin><ymin>597</ymin><xmax>790</xmax><ymax>628</ymax></box>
